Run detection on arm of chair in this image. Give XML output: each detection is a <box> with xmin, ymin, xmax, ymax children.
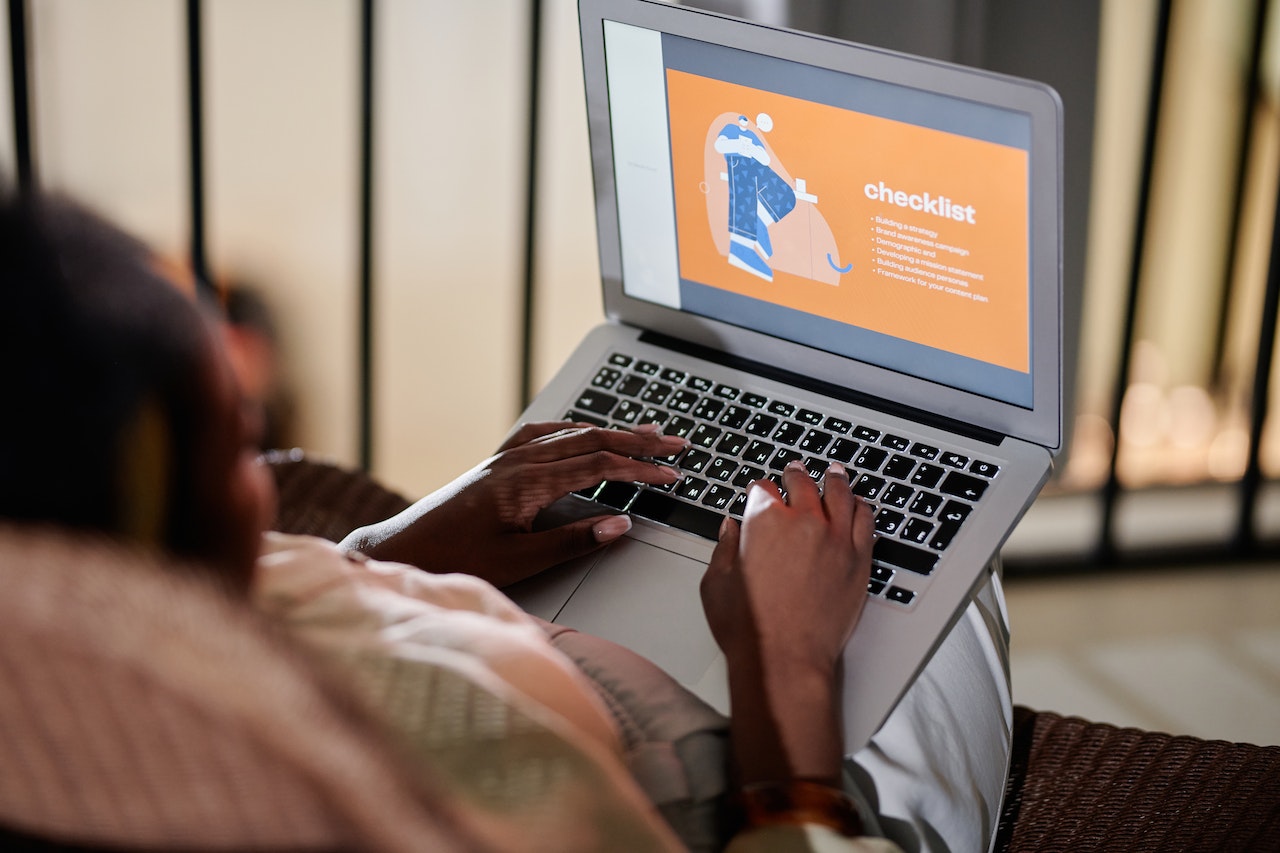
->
<box><xmin>264</xmin><ymin>449</ymin><xmax>412</xmax><ymax>542</ymax></box>
<box><xmin>994</xmin><ymin>705</ymin><xmax>1280</xmax><ymax>852</ymax></box>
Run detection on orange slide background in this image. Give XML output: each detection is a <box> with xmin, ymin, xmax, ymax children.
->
<box><xmin>667</xmin><ymin>68</ymin><xmax>1030</xmax><ymax>373</ymax></box>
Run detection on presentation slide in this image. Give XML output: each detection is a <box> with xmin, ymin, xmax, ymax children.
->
<box><xmin>666</xmin><ymin>68</ymin><xmax>1031</xmax><ymax>374</ymax></box>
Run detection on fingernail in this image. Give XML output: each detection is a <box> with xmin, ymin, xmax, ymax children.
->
<box><xmin>659</xmin><ymin>465</ymin><xmax>682</xmax><ymax>480</ymax></box>
<box><xmin>785</xmin><ymin>459</ymin><xmax>805</xmax><ymax>472</ymax></box>
<box><xmin>827</xmin><ymin>461</ymin><xmax>848</xmax><ymax>478</ymax></box>
<box><xmin>593</xmin><ymin>515</ymin><xmax>632</xmax><ymax>542</ymax></box>
<box><xmin>633</xmin><ymin>423</ymin><xmax>661</xmax><ymax>434</ymax></box>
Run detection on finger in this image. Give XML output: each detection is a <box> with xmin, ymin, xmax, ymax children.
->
<box><xmin>506</xmin><ymin>514</ymin><xmax>632</xmax><ymax>580</ymax></box>
<box><xmin>820</xmin><ymin>461</ymin><xmax>854</xmax><ymax>532</ymax></box>
<box><xmin>851</xmin><ymin>495</ymin><xmax>875</xmax><ymax>555</ymax></box>
<box><xmin>702</xmin><ymin>517</ymin><xmax>740</xmax><ymax>587</ymax></box>
<box><xmin>536</xmin><ymin>453</ymin><xmax>682</xmax><ymax>497</ymax></box>
<box><xmin>497</xmin><ymin>421</ymin><xmax>582</xmax><ymax>453</ymax></box>
<box><xmin>781</xmin><ymin>460</ymin><xmax>821</xmax><ymax>514</ymax></box>
<box><xmin>741</xmin><ymin>478</ymin><xmax>783</xmax><ymax>521</ymax></box>
<box><xmin>514</xmin><ymin>425</ymin><xmax>688</xmax><ymax>464</ymax></box>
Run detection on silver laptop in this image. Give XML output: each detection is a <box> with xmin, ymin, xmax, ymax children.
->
<box><xmin>506</xmin><ymin>0</ymin><xmax>1062</xmax><ymax>753</ymax></box>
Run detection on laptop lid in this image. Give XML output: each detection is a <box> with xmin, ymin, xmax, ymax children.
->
<box><xmin>579</xmin><ymin>0</ymin><xmax>1063</xmax><ymax>452</ymax></box>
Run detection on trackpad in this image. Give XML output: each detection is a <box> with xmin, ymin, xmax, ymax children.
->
<box><xmin>554</xmin><ymin>536</ymin><xmax>724</xmax><ymax>690</ymax></box>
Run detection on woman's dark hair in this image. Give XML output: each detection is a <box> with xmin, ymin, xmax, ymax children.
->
<box><xmin>0</xmin><ymin>191</ymin><xmax>217</xmax><ymax>558</ymax></box>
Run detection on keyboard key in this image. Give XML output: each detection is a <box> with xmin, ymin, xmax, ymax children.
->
<box><xmin>728</xmin><ymin>492</ymin><xmax>748</xmax><ymax>517</ymax></box>
<box><xmin>799</xmin><ymin>429</ymin><xmax>833</xmax><ymax>454</ymax></box>
<box><xmin>565</xmin><ymin>410</ymin><xmax>608</xmax><ymax>428</ymax></box>
<box><xmin>770</xmin><ymin>448</ymin><xmax>803</xmax><ymax>471</ymax></box>
<box><xmin>881</xmin><ymin>482</ymin><xmax>915</xmax><ymax>509</ymax></box>
<box><xmin>630</xmin><ymin>490</ymin><xmax>723</xmax><ymax>540</ymax></box>
<box><xmin>768</xmin><ymin>401</ymin><xmax>796</xmax><ymax>417</ymax></box>
<box><xmin>676</xmin><ymin>476</ymin><xmax>709</xmax><ymax>501</ymax></box>
<box><xmin>613</xmin><ymin>400</ymin><xmax>644</xmax><ymax>424</ymax></box>
<box><xmin>688</xmin><ymin>375</ymin><xmax>714</xmax><ymax>392</ymax></box>
<box><xmin>940</xmin><ymin>472</ymin><xmax>989</xmax><ymax>502</ymax></box>
<box><xmin>868</xmin><ymin>579</ymin><xmax>887</xmax><ymax>596</ymax></box>
<box><xmin>719</xmin><ymin>405</ymin><xmax>752</xmax><ymax>429</ymax></box>
<box><xmin>824</xmin><ymin>417</ymin><xmax>853</xmax><ymax>434</ymax></box>
<box><xmin>743</xmin><ymin>440</ymin><xmax>775</xmax><ymax>465</ymax></box>
<box><xmin>886</xmin><ymin>586</ymin><xmax>917</xmax><ymax>606</ymax></box>
<box><xmin>803</xmin><ymin>457</ymin><xmax>828</xmax><ymax>479</ymax></box>
<box><xmin>882</xmin><ymin>454</ymin><xmax>916</xmax><ymax>480</ymax></box>
<box><xmin>745</xmin><ymin>414</ymin><xmax>780</xmax><ymax>437</ymax></box>
<box><xmin>681</xmin><ymin>449</ymin><xmax>712</xmax><ymax>473</ymax></box>
<box><xmin>938</xmin><ymin>500</ymin><xmax>973</xmax><ymax>526</ymax></box>
<box><xmin>716</xmin><ymin>432</ymin><xmax>749</xmax><ymax>456</ymax></box>
<box><xmin>853</xmin><ymin>425</ymin><xmax>881</xmax><ymax>442</ymax></box>
<box><xmin>828</xmin><ymin>438</ymin><xmax>860</xmax><ymax>463</ymax></box>
<box><xmin>773</xmin><ymin>422</ymin><xmax>806</xmax><ymax>445</ymax></box>
<box><xmin>635</xmin><ymin>360</ymin><xmax>660</xmax><ymax>375</ymax></box>
<box><xmin>690</xmin><ymin>424</ymin><xmax>722</xmax><ymax>448</ymax></box>
<box><xmin>881</xmin><ymin>433</ymin><xmax>911</xmax><ymax>452</ymax></box>
<box><xmin>910</xmin><ymin>442</ymin><xmax>940</xmax><ymax>460</ymax></box>
<box><xmin>595</xmin><ymin>481</ymin><xmax>639</xmax><ymax>510</ymax></box>
<box><xmin>668</xmin><ymin>389</ymin><xmax>699</xmax><ymax>412</ymax></box>
<box><xmin>733</xmin><ymin>465</ymin><xmax>767</xmax><ymax>487</ymax></box>
<box><xmin>873</xmin><ymin>538</ymin><xmax>939</xmax><ymax>575</ymax></box>
<box><xmin>901</xmin><ymin>517</ymin><xmax>935</xmax><ymax>545</ymax></box>
<box><xmin>692</xmin><ymin>397</ymin><xmax>726</xmax><ymax>421</ymax></box>
<box><xmin>714</xmin><ymin>383</ymin><xmax>740</xmax><ymax>400</ymax></box>
<box><xmin>592</xmin><ymin>367</ymin><xmax>621</xmax><ymax>388</ymax></box>
<box><xmin>707</xmin><ymin>457</ymin><xmax>738</xmax><ymax>482</ymax></box>
<box><xmin>702</xmin><ymin>483</ymin><xmax>736</xmax><ymax>510</ymax></box>
<box><xmin>940</xmin><ymin>452</ymin><xmax>969</xmax><ymax>469</ymax></box>
<box><xmin>969</xmin><ymin>459</ymin><xmax>1000</xmax><ymax>478</ymax></box>
<box><xmin>875</xmin><ymin>509</ymin><xmax>905</xmax><ymax>535</ymax></box>
<box><xmin>641</xmin><ymin>382</ymin><xmax>672</xmax><ymax>404</ymax></box>
<box><xmin>797</xmin><ymin>409</ymin><xmax>824</xmax><ymax>425</ymax></box>
<box><xmin>909</xmin><ymin>491</ymin><xmax>944</xmax><ymax>517</ymax></box>
<box><xmin>660</xmin><ymin>368</ymin><xmax>686</xmax><ymax>384</ymax></box>
<box><xmin>910</xmin><ymin>463</ymin><xmax>945</xmax><ymax>489</ymax></box>
<box><xmin>617</xmin><ymin>375</ymin><xmax>647</xmax><ymax>397</ymax></box>
<box><xmin>666</xmin><ymin>416</ymin><xmax>697</xmax><ymax>438</ymax></box>
<box><xmin>574</xmin><ymin>390</ymin><xmax>617</xmax><ymax>416</ymax></box>
<box><xmin>637</xmin><ymin>407</ymin><xmax>668</xmax><ymax>427</ymax></box>
<box><xmin>855</xmin><ymin>446</ymin><xmax>889</xmax><ymax>472</ymax></box>
<box><xmin>852</xmin><ymin>474</ymin><xmax>886</xmax><ymax>499</ymax></box>
<box><xmin>740</xmin><ymin>392</ymin><xmax>768</xmax><ymax>408</ymax></box>
<box><xmin>871</xmin><ymin>565</ymin><xmax>895</xmax><ymax>584</ymax></box>
<box><xmin>608</xmin><ymin>353</ymin><xmax>633</xmax><ymax>368</ymax></box>
<box><xmin>574</xmin><ymin>482</ymin><xmax>603</xmax><ymax>500</ymax></box>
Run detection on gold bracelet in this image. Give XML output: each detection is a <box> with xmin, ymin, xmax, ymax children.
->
<box><xmin>738</xmin><ymin>779</ymin><xmax>864</xmax><ymax>838</ymax></box>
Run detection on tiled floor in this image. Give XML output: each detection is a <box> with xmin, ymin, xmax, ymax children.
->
<box><xmin>1002</xmin><ymin>561</ymin><xmax>1280</xmax><ymax>747</ymax></box>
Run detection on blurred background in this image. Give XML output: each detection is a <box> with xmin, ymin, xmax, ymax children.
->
<box><xmin>3</xmin><ymin>0</ymin><xmax>1278</xmax><ymax>744</ymax></box>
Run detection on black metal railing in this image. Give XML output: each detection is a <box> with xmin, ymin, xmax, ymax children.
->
<box><xmin>6</xmin><ymin>0</ymin><xmax>1278</xmax><ymax>570</ymax></box>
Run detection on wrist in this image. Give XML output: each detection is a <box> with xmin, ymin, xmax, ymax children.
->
<box><xmin>737</xmin><ymin>778</ymin><xmax>864</xmax><ymax>838</ymax></box>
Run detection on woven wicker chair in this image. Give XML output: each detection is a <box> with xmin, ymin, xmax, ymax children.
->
<box><xmin>266</xmin><ymin>451</ymin><xmax>1280</xmax><ymax>853</ymax></box>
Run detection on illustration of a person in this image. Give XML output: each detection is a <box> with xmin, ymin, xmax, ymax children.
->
<box><xmin>714</xmin><ymin>113</ymin><xmax>797</xmax><ymax>282</ymax></box>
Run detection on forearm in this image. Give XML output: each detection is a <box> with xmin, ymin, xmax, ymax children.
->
<box><xmin>726</xmin><ymin>650</ymin><xmax>844</xmax><ymax>787</ymax></box>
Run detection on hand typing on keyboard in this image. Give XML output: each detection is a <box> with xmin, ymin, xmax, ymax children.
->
<box><xmin>339</xmin><ymin>422</ymin><xmax>687</xmax><ymax>587</ymax></box>
<box><xmin>700</xmin><ymin>460</ymin><xmax>874</xmax><ymax>786</ymax></box>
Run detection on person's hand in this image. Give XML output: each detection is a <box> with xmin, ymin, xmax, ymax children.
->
<box><xmin>700</xmin><ymin>460</ymin><xmax>873</xmax><ymax>785</ymax></box>
<box><xmin>338</xmin><ymin>422</ymin><xmax>686</xmax><ymax>587</ymax></box>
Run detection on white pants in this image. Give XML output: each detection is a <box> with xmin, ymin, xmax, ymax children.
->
<box><xmin>846</xmin><ymin>567</ymin><xmax>1012</xmax><ymax>853</ymax></box>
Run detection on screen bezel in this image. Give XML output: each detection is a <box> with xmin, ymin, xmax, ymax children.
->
<box><xmin>578</xmin><ymin>0</ymin><xmax>1063</xmax><ymax>451</ymax></box>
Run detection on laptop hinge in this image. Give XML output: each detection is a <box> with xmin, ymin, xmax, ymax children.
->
<box><xmin>638</xmin><ymin>331</ymin><xmax>1007</xmax><ymax>446</ymax></box>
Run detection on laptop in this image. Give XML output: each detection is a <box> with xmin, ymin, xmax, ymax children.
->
<box><xmin>505</xmin><ymin>0</ymin><xmax>1062</xmax><ymax>753</ymax></box>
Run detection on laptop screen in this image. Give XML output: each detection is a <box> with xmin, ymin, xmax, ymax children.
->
<box><xmin>603</xmin><ymin>20</ymin><xmax>1035</xmax><ymax>409</ymax></box>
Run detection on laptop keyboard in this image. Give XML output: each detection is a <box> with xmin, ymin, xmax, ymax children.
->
<box><xmin>564</xmin><ymin>352</ymin><xmax>1000</xmax><ymax>608</ymax></box>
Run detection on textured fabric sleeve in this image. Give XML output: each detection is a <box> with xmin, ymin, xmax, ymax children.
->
<box><xmin>251</xmin><ymin>533</ymin><xmax>684</xmax><ymax>853</ymax></box>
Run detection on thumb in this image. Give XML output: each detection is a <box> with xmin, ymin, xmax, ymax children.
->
<box><xmin>516</xmin><ymin>514</ymin><xmax>632</xmax><ymax>574</ymax></box>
